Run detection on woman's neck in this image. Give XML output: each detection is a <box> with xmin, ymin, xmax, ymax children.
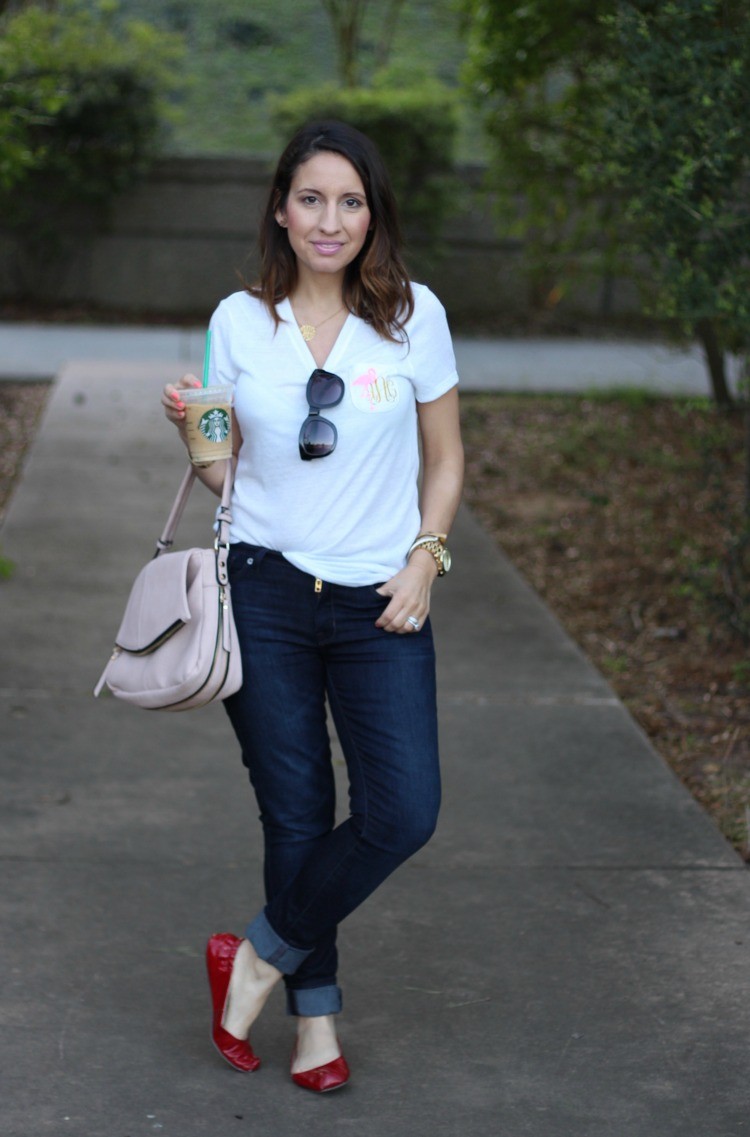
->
<box><xmin>290</xmin><ymin>268</ymin><xmax>345</xmax><ymax>315</ymax></box>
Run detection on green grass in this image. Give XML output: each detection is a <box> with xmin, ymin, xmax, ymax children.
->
<box><xmin>112</xmin><ymin>0</ymin><xmax>484</xmax><ymax>160</ymax></box>
<box><xmin>580</xmin><ymin>386</ymin><xmax>661</xmax><ymax>409</ymax></box>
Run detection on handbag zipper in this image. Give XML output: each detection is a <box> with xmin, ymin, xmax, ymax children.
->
<box><xmin>161</xmin><ymin>592</ymin><xmax>230</xmax><ymax>710</ymax></box>
<box><xmin>118</xmin><ymin>619</ymin><xmax>186</xmax><ymax>657</ymax></box>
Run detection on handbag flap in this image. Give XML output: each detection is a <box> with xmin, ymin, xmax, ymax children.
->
<box><xmin>115</xmin><ymin>549</ymin><xmax>198</xmax><ymax>653</ymax></box>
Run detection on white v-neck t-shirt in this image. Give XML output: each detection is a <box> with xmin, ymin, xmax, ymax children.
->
<box><xmin>207</xmin><ymin>283</ymin><xmax>459</xmax><ymax>586</ymax></box>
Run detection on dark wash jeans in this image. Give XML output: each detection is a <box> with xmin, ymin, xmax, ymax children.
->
<box><xmin>223</xmin><ymin>544</ymin><xmax>441</xmax><ymax>1017</ymax></box>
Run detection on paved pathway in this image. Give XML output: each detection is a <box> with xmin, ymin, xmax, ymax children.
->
<box><xmin>0</xmin><ymin>338</ymin><xmax>748</xmax><ymax>1136</ymax></box>
<box><xmin>0</xmin><ymin>320</ymin><xmax>740</xmax><ymax>395</ymax></box>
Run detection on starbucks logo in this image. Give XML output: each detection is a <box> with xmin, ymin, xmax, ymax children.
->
<box><xmin>199</xmin><ymin>407</ymin><xmax>230</xmax><ymax>443</ymax></box>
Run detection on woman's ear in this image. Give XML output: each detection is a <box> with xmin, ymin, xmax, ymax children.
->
<box><xmin>273</xmin><ymin>188</ymin><xmax>287</xmax><ymax>228</ymax></box>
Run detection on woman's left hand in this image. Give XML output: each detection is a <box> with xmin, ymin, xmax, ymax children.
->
<box><xmin>375</xmin><ymin>559</ymin><xmax>437</xmax><ymax>634</ymax></box>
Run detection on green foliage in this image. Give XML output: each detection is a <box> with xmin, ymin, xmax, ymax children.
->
<box><xmin>270</xmin><ymin>82</ymin><xmax>459</xmax><ymax>252</ymax></box>
<box><xmin>589</xmin><ymin>1</ymin><xmax>750</xmax><ymax>355</ymax></box>
<box><xmin>320</xmin><ymin>0</ymin><xmax>409</xmax><ymax>88</ymax></box>
<box><xmin>462</xmin><ymin>0</ymin><xmax>750</xmax><ymax>401</ymax></box>
<box><xmin>0</xmin><ymin>0</ymin><xmax>185</xmax><ymax>207</ymax></box>
<box><xmin>462</xmin><ymin>0</ymin><xmax>619</xmax><ymax>302</ymax></box>
<box><xmin>462</xmin><ymin>0</ymin><xmax>612</xmax><ymax>89</ymax></box>
<box><xmin>106</xmin><ymin>0</ymin><xmax>478</xmax><ymax>160</ymax></box>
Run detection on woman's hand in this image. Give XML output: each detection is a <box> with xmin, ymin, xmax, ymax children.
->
<box><xmin>161</xmin><ymin>373</ymin><xmax>201</xmax><ymax>433</ymax></box>
<box><xmin>375</xmin><ymin>555</ymin><xmax>438</xmax><ymax>634</ymax></box>
<box><xmin>160</xmin><ymin>373</ymin><xmax>238</xmax><ymax>497</ymax></box>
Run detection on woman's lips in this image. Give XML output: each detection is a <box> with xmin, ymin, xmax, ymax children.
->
<box><xmin>312</xmin><ymin>242</ymin><xmax>344</xmax><ymax>256</ymax></box>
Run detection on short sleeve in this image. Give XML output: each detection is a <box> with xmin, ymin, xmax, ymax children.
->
<box><xmin>207</xmin><ymin>299</ymin><xmax>240</xmax><ymax>389</ymax></box>
<box><xmin>407</xmin><ymin>285</ymin><xmax>459</xmax><ymax>403</ymax></box>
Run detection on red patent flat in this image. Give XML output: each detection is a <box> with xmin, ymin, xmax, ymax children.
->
<box><xmin>206</xmin><ymin>933</ymin><xmax>261</xmax><ymax>1072</ymax></box>
<box><xmin>291</xmin><ymin>1052</ymin><xmax>350</xmax><ymax>1093</ymax></box>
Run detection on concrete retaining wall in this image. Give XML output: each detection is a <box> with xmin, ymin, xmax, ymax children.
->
<box><xmin>0</xmin><ymin>157</ymin><xmax>641</xmax><ymax>325</ymax></box>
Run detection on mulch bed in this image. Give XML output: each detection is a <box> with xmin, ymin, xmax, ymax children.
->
<box><xmin>0</xmin><ymin>381</ymin><xmax>50</xmax><ymax>530</ymax></box>
<box><xmin>460</xmin><ymin>392</ymin><xmax>750</xmax><ymax>861</ymax></box>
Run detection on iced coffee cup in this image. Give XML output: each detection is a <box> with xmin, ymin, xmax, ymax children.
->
<box><xmin>181</xmin><ymin>384</ymin><xmax>234</xmax><ymax>466</ymax></box>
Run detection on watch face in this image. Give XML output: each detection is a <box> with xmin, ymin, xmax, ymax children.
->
<box><xmin>442</xmin><ymin>548</ymin><xmax>452</xmax><ymax>573</ymax></box>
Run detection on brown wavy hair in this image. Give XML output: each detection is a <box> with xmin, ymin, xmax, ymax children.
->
<box><xmin>249</xmin><ymin>120</ymin><xmax>414</xmax><ymax>342</ymax></box>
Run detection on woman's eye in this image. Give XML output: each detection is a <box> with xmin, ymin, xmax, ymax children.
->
<box><xmin>301</xmin><ymin>194</ymin><xmax>319</xmax><ymax>206</ymax></box>
<box><xmin>345</xmin><ymin>198</ymin><xmax>364</xmax><ymax>209</ymax></box>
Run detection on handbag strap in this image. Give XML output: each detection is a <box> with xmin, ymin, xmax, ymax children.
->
<box><xmin>155</xmin><ymin>458</ymin><xmax>235</xmax><ymax>567</ymax></box>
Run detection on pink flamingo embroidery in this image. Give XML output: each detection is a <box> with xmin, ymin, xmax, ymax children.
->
<box><xmin>352</xmin><ymin>367</ymin><xmax>380</xmax><ymax>410</ymax></box>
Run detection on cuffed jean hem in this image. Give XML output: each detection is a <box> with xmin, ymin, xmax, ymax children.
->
<box><xmin>245</xmin><ymin>909</ymin><xmax>313</xmax><ymax>975</ymax></box>
<box><xmin>285</xmin><ymin>984</ymin><xmax>343</xmax><ymax>1017</ymax></box>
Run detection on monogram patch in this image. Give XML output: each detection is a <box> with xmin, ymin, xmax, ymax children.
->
<box><xmin>350</xmin><ymin>368</ymin><xmax>401</xmax><ymax>413</ymax></box>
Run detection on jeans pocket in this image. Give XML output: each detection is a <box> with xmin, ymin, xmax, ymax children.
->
<box><xmin>228</xmin><ymin>544</ymin><xmax>270</xmax><ymax>583</ymax></box>
<box><xmin>338</xmin><ymin>582</ymin><xmax>390</xmax><ymax>616</ymax></box>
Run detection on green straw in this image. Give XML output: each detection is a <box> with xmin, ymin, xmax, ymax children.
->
<box><xmin>202</xmin><ymin>328</ymin><xmax>212</xmax><ymax>388</ymax></box>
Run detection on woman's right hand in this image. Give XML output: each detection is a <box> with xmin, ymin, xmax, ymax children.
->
<box><xmin>161</xmin><ymin>374</ymin><xmax>201</xmax><ymax>431</ymax></box>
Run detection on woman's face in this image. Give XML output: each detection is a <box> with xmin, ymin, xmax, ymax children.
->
<box><xmin>275</xmin><ymin>151</ymin><xmax>372</xmax><ymax>281</ymax></box>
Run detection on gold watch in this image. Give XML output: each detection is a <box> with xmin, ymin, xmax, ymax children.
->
<box><xmin>407</xmin><ymin>533</ymin><xmax>452</xmax><ymax>576</ymax></box>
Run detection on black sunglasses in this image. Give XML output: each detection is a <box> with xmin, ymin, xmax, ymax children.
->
<box><xmin>299</xmin><ymin>368</ymin><xmax>345</xmax><ymax>461</ymax></box>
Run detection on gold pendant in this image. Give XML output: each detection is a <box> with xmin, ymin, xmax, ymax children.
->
<box><xmin>299</xmin><ymin>324</ymin><xmax>316</xmax><ymax>342</ymax></box>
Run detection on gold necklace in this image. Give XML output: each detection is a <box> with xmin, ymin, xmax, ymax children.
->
<box><xmin>296</xmin><ymin>306</ymin><xmax>344</xmax><ymax>343</ymax></box>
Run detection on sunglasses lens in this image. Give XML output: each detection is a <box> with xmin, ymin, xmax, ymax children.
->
<box><xmin>300</xmin><ymin>416</ymin><xmax>337</xmax><ymax>458</ymax></box>
<box><xmin>308</xmin><ymin>371</ymin><xmax>344</xmax><ymax>409</ymax></box>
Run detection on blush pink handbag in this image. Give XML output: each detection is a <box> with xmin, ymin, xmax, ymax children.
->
<box><xmin>94</xmin><ymin>458</ymin><xmax>242</xmax><ymax>711</ymax></box>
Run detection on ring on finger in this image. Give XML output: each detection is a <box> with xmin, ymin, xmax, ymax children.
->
<box><xmin>406</xmin><ymin>615</ymin><xmax>420</xmax><ymax>630</ymax></box>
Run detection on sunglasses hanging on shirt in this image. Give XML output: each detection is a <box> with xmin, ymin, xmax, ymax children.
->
<box><xmin>298</xmin><ymin>368</ymin><xmax>345</xmax><ymax>461</ymax></box>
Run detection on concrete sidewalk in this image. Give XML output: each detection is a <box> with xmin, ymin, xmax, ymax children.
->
<box><xmin>1</xmin><ymin>352</ymin><xmax>749</xmax><ymax>1137</ymax></box>
<box><xmin>0</xmin><ymin>319</ymin><xmax>739</xmax><ymax>395</ymax></box>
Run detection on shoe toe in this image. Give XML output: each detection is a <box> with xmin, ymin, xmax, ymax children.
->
<box><xmin>292</xmin><ymin>1054</ymin><xmax>350</xmax><ymax>1092</ymax></box>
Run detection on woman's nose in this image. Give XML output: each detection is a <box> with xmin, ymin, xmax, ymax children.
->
<box><xmin>319</xmin><ymin>204</ymin><xmax>341</xmax><ymax>233</ymax></box>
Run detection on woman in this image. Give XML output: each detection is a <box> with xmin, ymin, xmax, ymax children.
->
<box><xmin>162</xmin><ymin>120</ymin><xmax>464</xmax><ymax>1092</ymax></box>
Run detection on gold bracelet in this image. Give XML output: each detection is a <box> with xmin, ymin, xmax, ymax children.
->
<box><xmin>407</xmin><ymin>534</ymin><xmax>452</xmax><ymax>576</ymax></box>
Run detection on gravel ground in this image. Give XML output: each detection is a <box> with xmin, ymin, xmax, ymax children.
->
<box><xmin>0</xmin><ymin>381</ymin><xmax>51</xmax><ymax>530</ymax></box>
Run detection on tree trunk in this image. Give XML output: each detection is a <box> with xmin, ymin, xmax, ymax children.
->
<box><xmin>696</xmin><ymin>318</ymin><xmax>734</xmax><ymax>409</ymax></box>
<box><xmin>745</xmin><ymin>400</ymin><xmax>750</xmax><ymax>520</ymax></box>
<box><xmin>374</xmin><ymin>0</ymin><xmax>408</xmax><ymax>71</ymax></box>
<box><xmin>743</xmin><ymin>355</ymin><xmax>750</xmax><ymax>520</ymax></box>
<box><xmin>322</xmin><ymin>0</ymin><xmax>368</xmax><ymax>88</ymax></box>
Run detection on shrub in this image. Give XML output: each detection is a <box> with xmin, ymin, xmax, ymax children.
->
<box><xmin>0</xmin><ymin>1</ymin><xmax>184</xmax><ymax>242</ymax></box>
